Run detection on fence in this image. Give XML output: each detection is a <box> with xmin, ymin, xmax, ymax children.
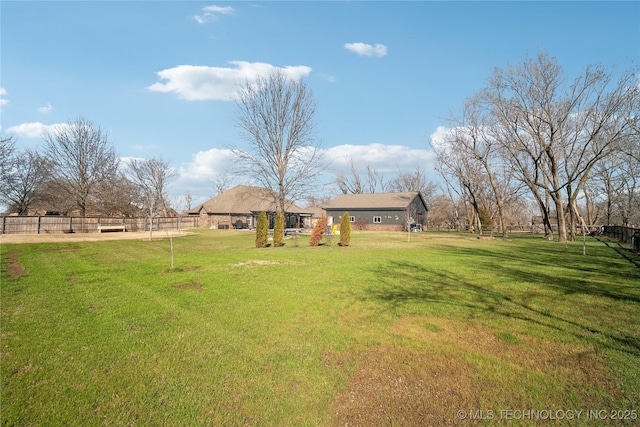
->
<box><xmin>0</xmin><ymin>216</ymin><xmax>198</xmax><ymax>235</ymax></box>
<box><xmin>601</xmin><ymin>225</ymin><xmax>640</xmax><ymax>251</ymax></box>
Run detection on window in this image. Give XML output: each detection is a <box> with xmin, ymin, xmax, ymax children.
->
<box><xmin>373</xmin><ymin>216</ymin><xmax>382</xmax><ymax>223</ymax></box>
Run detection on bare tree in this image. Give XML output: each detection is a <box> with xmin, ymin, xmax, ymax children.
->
<box><xmin>427</xmin><ymin>193</ymin><xmax>460</xmax><ymax>230</ymax></box>
<box><xmin>592</xmin><ymin>146</ymin><xmax>640</xmax><ymax>226</ymax></box>
<box><xmin>484</xmin><ymin>52</ymin><xmax>639</xmax><ymax>241</ymax></box>
<box><xmin>0</xmin><ymin>148</ymin><xmax>50</xmax><ymax>215</ymax></box>
<box><xmin>365</xmin><ymin>164</ymin><xmax>388</xmax><ymax>193</ymax></box>
<box><xmin>403</xmin><ymin>202</ymin><xmax>420</xmax><ymax>242</ymax></box>
<box><xmin>388</xmin><ymin>165</ymin><xmax>438</xmax><ymax>198</ymax></box>
<box><xmin>432</xmin><ymin>129</ymin><xmax>490</xmax><ymax>235</ymax></box>
<box><xmin>305</xmin><ymin>194</ymin><xmax>332</xmax><ymax>208</ymax></box>
<box><xmin>212</xmin><ymin>172</ymin><xmax>234</xmax><ymax>196</ymax></box>
<box><xmin>336</xmin><ymin>156</ymin><xmax>389</xmax><ymax>194</ymax></box>
<box><xmin>43</xmin><ymin>117</ymin><xmax>119</xmax><ymax>216</ymax></box>
<box><xmin>184</xmin><ymin>190</ymin><xmax>194</xmax><ymax>212</ymax></box>
<box><xmin>443</xmin><ymin>96</ymin><xmax>516</xmax><ymax>237</ymax></box>
<box><xmin>0</xmin><ymin>134</ymin><xmax>18</xmax><ymax>211</ymax></box>
<box><xmin>233</xmin><ymin>70</ymin><xmax>324</xmax><ymax>216</ymax></box>
<box><xmin>94</xmin><ymin>173</ymin><xmax>141</xmax><ymax>217</ymax></box>
<box><xmin>128</xmin><ymin>157</ymin><xmax>177</xmax><ymax>240</ymax></box>
<box><xmin>336</xmin><ymin>157</ymin><xmax>364</xmax><ymax>194</ymax></box>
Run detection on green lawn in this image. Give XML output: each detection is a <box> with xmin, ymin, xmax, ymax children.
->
<box><xmin>1</xmin><ymin>230</ymin><xmax>639</xmax><ymax>426</ymax></box>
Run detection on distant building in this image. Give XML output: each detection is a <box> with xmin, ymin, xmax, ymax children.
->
<box><xmin>188</xmin><ymin>185</ymin><xmax>311</xmax><ymax>229</ymax></box>
<box><xmin>323</xmin><ymin>192</ymin><xmax>428</xmax><ymax>231</ymax></box>
<box><xmin>305</xmin><ymin>206</ymin><xmax>326</xmax><ymax>228</ymax></box>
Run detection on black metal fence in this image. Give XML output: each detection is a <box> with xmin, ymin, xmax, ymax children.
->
<box><xmin>601</xmin><ymin>225</ymin><xmax>640</xmax><ymax>251</ymax></box>
<box><xmin>0</xmin><ymin>216</ymin><xmax>198</xmax><ymax>235</ymax></box>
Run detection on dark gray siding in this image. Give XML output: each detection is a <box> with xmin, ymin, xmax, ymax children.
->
<box><xmin>326</xmin><ymin>208</ymin><xmax>406</xmax><ymax>225</ymax></box>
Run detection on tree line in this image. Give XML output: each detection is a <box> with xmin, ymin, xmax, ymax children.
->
<box><xmin>3</xmin><ymin>52</ymin><xmax>638</xmax><ymax>244</ymax></box>
<box><xmin>0</xmin><ymin>117</ymin><xmax>176</xmax><ymax>218</ymax></box>
<box><xmin>429</xmin><ymin>52</ymin><xmax>639</xmax><ymax>242</ymax></box>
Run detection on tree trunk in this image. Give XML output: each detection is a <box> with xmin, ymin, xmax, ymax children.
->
<box><xmin>566</xmin><ymin>184</ymin><xmax>577</xmax><ymax>241</ymax></box>
<box><xmin>550</xmin><ymin>191</ymin><xmax>568</xmax><ymax>243</ymax></box>
<box><xmin>485</xmin><ymin>166</ymin><xmax>508</xmax><ymax>238</ymax></box>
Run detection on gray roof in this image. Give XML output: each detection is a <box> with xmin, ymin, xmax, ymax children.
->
<box><xmin>323</xmin><ymin>192</ymin><xmax>426</xmax><ymax>210</ymax></box>
<box><xmin>190</xmin><ymin>185</ymin><xmax>308</xmax><ymax>215</ymax></box>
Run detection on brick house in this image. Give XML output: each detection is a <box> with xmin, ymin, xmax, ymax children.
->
<box><xmin>188</xmin><ymin>185</ymin><xmax>311</xmax><ymax>230</ymax></box>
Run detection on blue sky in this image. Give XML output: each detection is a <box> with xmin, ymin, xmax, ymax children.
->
<box><xmin>2</xmin><ymin>1</ymin><xmax>639</xmax><ymax>207</ymax></box>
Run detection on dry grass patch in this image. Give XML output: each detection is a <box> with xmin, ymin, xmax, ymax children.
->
<box><xmin>390</xmin><ymin>316</ymin><xmax>616</xmax><ymax>398</ymax></box>
<box><xmin>4</xmin><ymin>250</ymin><xmax>27</xmax><ymax>278</ymax></box>
<box><xmin>230</xmin><ymin>260</ymin><xmax>303</xmax><ymax>268</ymax></box>
<box><xmin>331</xmin><ymin>344</ymin><xmax>479</xmax><ymax>426</ymax></box>
<box><xmin>331</xmin><ymin>316</ymin><xmax>620</xmax><ymax>426</ymax></box>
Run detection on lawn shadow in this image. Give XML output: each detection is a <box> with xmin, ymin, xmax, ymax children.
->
<box><xmin>595</xmin><ymin>236</ymin><xmax>640</xmax><ymax>269</ymax></box>
<box><xmin>365</xmin><ymin>258</ymin><xmax>640</xmax><ymax>356</ymax></box>
<box><xmin>452</xmin><ymin>245</ymin><xmax>640</xmax><ymax>304</ymax></box>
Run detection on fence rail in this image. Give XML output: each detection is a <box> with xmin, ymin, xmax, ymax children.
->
<box><xmin>0</xmin><ymin>216</ymin><xmax>198</xmax><ymax>235</ymax></box>
<box><xmin>601</xmin><ymin>225</ymin><xmax>640</xmax><ymax>250</ymax></box>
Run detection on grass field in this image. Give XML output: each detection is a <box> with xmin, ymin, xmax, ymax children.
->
<box><xmin>1</xmin><ymin>230</ymin><xmax>639</xmax><ymax>426</ymax></box>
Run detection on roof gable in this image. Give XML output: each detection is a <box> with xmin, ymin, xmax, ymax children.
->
<box><xmin>324</xmin><ymin>192</ymin><xmax>427</xmax><ymax>210</ymax></box>
<box><xmin>192</xmin><ymin>185</ymin><xmax>307</xmax><ymax>214</ymax></box>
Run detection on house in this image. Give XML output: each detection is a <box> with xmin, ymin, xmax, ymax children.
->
<box><xmin>323</xmin><ymin>192</ymin><xmax>428</xmax><ymax>231</ymax></box>
<box><xmin>188</xmin><ymin>185</ymin><xmax>311</xmax><ymax>230</ymax></box>
<box><xmin>305</xmin><ymin>206</ymin><xmax>326</xmax><ymax>228</ymax></box>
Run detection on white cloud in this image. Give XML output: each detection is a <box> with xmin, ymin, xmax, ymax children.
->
<box><xmin>324</xmin><ymin>143</ymin><xmax>435</xmax><ymax>175</ymax></box>
<box><xmin>166</xmin><ymin>147</ymin><xmax>239</xmax><ymax>203</ymax></box>
<box><xmin>147</xmin><ymin>61</ymin><xmax>313</xmax><ymax>101</ymax></box>
<box><xmin>194</xmin><ymin>5</ymin><xmax>235</xmax><ymax>24</ymax></box>
<box><xmin>428</xmin><ymin>126</ymin><xmax>453</xmax><ymax>150</ymax></box>
<box><xmin>6</xmin><ymin>122</ymin><xmax>68</xmax><ymax>139</ymax></box>
<box><xmin>37</xmin><ymin>103</ymin><xmax>53</xmax><ymax>114</ymax></box>
<box><xmin>0</xmin><ymin>88</ymin><xmax>8</xmax><ymax>107</ymax></box>
<box><xmin>178</xmin><ymin>147</ymin><xmax>236</xmax><ymax>180</ymax></box>
<box><xmin>344</xmin><ymin>42</ymin><xmax>387</xmax><ymax>58</ymax></box>
<box><xmin>323</xmin><ymin>74</ymin><xmax>336</xmax><ymax>83</ymax></box>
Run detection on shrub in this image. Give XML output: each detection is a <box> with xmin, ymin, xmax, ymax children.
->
<box><xmin>255</xmin><ymin>211</ymin><xmax>268</xmax><ymax>248</ymax></box>
<box><xmin>309</xmin><ymin>215</ymin><xmax>328</xmax><ymax>246</ymax></box>
<box><xmin>353</xmin><ymin>217</ymin><xmax>368</xmax><ymax>231</ymax></box>
<box><xmin>340</xmin><ymin>211</ymin><xmax>351</xmax><ymax>246</ymax></box>
<box><xmin>273</xmin><ymin>212</ymin><xmax>285</xmax><ymax>247</ymax></box>
<box><xmin>478</xmin><ymin>206</ymin><xmax>494</xmax><ymax>228</ymax></box>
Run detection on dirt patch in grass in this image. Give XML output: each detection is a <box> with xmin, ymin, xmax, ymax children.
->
<box><xmin>389</xmin><ymin>316</ymin><xmax>616</xmax><ymax>396</ymax></box>
<box><xmin>4</xmin><ymin>250</ymin><xmax>27</xmax><ymax>278</ymax></box>
<box><xmin>230</xmin><ymin>260</ymin><xmax>303</xmax><ymax>268</ymax></box>
<box><xmin>330</xmin><ymin>316</ymin><xmax>619</xmax><ymax>426</ymax></box>
<box><xmin>159</xmin><ymin>266</ymin><xmax>201</xmax><ymax>274</ymax></box>
<box><xmin>331</xmin><ymin>345</ymin><xmax>479</xmax><ymax>426</ymax></box>
<box><xmin>173</xmin><ymin>284</ymin><xmax>204</xmax><ymax>291</ymax></box>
